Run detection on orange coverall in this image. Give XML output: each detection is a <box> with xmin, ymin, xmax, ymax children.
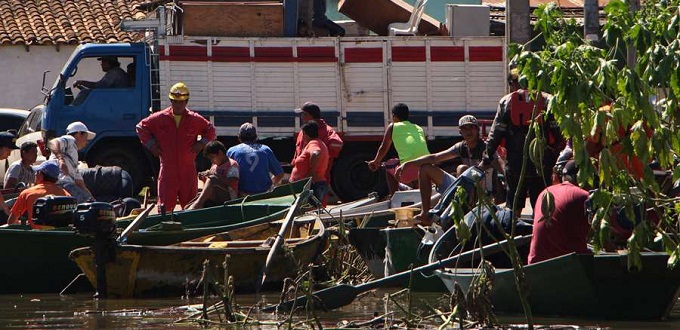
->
<box><xmin>136</xmin><ymin>107</ymin><xmax>216</xmax><ymax>211</ymax></box>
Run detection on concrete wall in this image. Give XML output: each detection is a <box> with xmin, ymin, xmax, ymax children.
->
<box><xmin>0</xmin><ymin>45</ymin><xmax>101</xmax><ymax>110</ymax></box>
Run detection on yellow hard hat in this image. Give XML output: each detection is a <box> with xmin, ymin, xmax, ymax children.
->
<box><xmin>168</xmin><ymin>82</ymin><xmax>190</xmax><ymax>101</ymax></box>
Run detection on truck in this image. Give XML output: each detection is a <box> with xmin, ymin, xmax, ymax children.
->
<box><xmin>15</xmin><ymin>6</ymin><xmax>507</xmax><ymax>202</ymax></box>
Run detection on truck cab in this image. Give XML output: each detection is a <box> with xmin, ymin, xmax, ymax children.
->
<box><xmin>41</xmin><ymin>43</ymin><xmax>154</xmax><ymax>191</ymax></box>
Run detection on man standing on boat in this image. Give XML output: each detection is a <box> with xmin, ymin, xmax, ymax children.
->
<box><xmin>136</xmin><ymin>82</ymin><xmax>216</xmax><ymax>212</ymax></box>
<box><xmin>480</xmin><ymin>69</ymin><xmax>565</xmax><ymax>215</ymax></box>
<box><xmin>227</xmin><ymin>122</ymin><xmax>284</xmax><ymax>195</ymax></box>
<box><xmin>395</xmin><ymin>115</ymin><xmax>501</xmax><ymax>225</ymax></box>
<box><xmin>528</xmin><ymin>160</ymin><xmax>591</xmax><ymax>264</ymax></box>
<box><xmin>367</xmin><ymin>103</ymin><xmax>430</xmax><ymax>195</ymax></box>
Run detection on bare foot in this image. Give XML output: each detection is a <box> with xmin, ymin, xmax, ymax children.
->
<box><xmin>414</xmin><ymin>213</ymin><xmax>433</xmax><ymax>226</ymax></box>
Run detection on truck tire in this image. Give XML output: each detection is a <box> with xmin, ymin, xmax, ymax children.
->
<box><xmin>331</xmin><ymin>151</ymin><xmax>388</xmax><ymax>202</ymax></box>
<box><xmin>88</xmin><ymin>145</ymin><xmax>149</xmax><ymax>195</ymax></box>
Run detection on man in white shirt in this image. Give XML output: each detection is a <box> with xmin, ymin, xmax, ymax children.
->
<box><xmin>48</xmin><ymin>121</ymin><xmax>96</xmax><ymax>203</ymax></box>
<box><xmin>3</xmin><ymin>141</ymin><xmax>37</xmax><ymax>189</ymax></box>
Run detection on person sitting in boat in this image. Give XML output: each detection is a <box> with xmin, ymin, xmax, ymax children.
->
<box><xmin>227</xmin><ymin>123</ymin><xmax>284</xmax><ymax>196</ymax></box>
<box><xmin>0</xmin><ymin>131</ymin><xmax>19</xmax><ymax>220</ymax></box>
<box><xmin>3</xmin><ymin>141</ymin><xmax>38</xmax><ymax>190</ymax></box>
<box><xmin>6</xmin><ymin>160</ymin><xmax>70</xmax><ymax>226</ymax></box>
<box><xmin>186</xmin><ymin>141</ymin><xmax>239</xmax><ymax>210</ymax></box>
<box><xmin>395</xmin><ymin>115</ymin><xmax>502</xmax><ymax>225</ymax></box>
<box><xmin>289</xmin><ymin>120</ymin><xmax>329</xmax><ymax>206</ymax></box>
<box><xmin>367</xmin><ymin>103</ymin><xmax>430</xmax><ymax>196</ymax></box>
<box><xmin>528</xmin><ymin>160</ymin><xmax>591</xmax><ymax>264</ymax></box>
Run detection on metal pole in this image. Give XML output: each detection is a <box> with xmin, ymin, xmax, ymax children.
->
<box><xmin>506</xmin><ymin>0</ymin><xmax>531</xmax><ymax>47</ymax></box>
<box><xmin>584</xmin><ymin>0</ymin><xmax>599</xmax><ymax>42</ymax></box>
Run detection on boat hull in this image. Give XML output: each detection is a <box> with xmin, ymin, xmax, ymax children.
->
<box><xmin>70</xmin><ymin>219</ymin><xmax>326</xmax><ymax>298</ymax></box>
<box><xmin>0</xmin><ymin>181</ymin><xmax>308</xmax><ymax>294</ymax></box>
<box><xmin>435</xmin><ymin>252</ymin><xmax>680</xmax><ymax>320</ymax></box>
<box><xmin>349</xmin><ymin>227</ymin><xmax>446</xmax><ymax>291</ymax></box>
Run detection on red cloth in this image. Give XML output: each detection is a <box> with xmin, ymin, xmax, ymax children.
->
<box><xmin>137</xmin><ymin>107</ymin><xmax>216</xmax><ymax>211</ymax></box>
<box><xmin>294</xmin><ymin>119</ymin><xmax>343</xmax><ymax>182</ymax></box>
<box><xmin>290</xmin><ymin>139</ymin><xmax>329</xmax><ymax>183</ymax></box>
<box><xmin>528</xmin><ymin>182</ymin><xmax>591</xmax><ymax>264</ymax></box>
<box><xmin>10</xmin><ymin>182</ymin><xmax>70</xmax><ymax>224</ymax></box>
<box><xmin>211</xmin><ymin>158</ymin><xmax>240</xmax><ymax>196</ymax></box>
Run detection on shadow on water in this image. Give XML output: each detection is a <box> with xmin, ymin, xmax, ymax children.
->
<box><xmin>1</xmin><ymin>290</ymin><xmax>680</xmax><ymax>329</ymax></box>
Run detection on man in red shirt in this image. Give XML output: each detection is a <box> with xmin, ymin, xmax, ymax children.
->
<box><xmin>290</xmin><ymin>121</ymin><xmax>329</xmax><ymax>205</ymax></box>
<box><xmin>7</xmin><ymin>160</ymin><xmax>70</xmax><ymax>226</ymax></box>
<box><xmin>294</xmin><ymin>102</ymin><xmax>343</xmax><ymax>186</ymax></box>
<box><xmin>136</xmin><ymin>83</ymin><xmax>216</xmax><ymax>212</ymax></box>
<box><xmin>528</xmin><ymin>160</ymin><xmax>591</xmax><ymax>264</ymax></box>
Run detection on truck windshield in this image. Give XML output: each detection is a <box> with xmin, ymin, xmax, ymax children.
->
<box><xmin>17</xmin><ymin>106</ymin><xmax>44</xmax><ymax>137</ymax></box>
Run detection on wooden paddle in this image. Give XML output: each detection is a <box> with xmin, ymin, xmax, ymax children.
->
<box><xmin>264</xmin><ymin>234</ymin><xmax>532</xmax><ymax>312</ymax></box>
<box><xmin>117</xmin><ymin>203</ymin><xmax>155</xmax><ymax>244</ymax></box>
<box><xmin>257</xmin><ymin>185</ymin><xmax>311</xmax><ymax>291</ymax></box>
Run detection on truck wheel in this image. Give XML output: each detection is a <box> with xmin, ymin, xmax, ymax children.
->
<box><xmin>331</xmin><ymin>151</ymin><xmax>388</xmax><ymax>202</ymax></box>
<box><xmin>89</xmin><ymin>146</ymin><xmax>149</xmax><ymax>195</ymax></box>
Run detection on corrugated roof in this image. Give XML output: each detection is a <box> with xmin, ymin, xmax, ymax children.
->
<box><xmin>0</xmin><ymin>0</ymin><xmax>147</xmax><ymax>45</ymax></box>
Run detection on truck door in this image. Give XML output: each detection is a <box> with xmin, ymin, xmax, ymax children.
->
<box><xmin>57</xmin><ymin>56</ymin><xmax>141</xmax><ymax>138</ymax></box>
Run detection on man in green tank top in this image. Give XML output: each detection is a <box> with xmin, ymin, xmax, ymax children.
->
<box><xmin>367</xmin><ymin>103</ymin><xmax>429</xmax><ymax>195</ymax></box>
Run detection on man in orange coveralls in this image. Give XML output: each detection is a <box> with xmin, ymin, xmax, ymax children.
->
<box><xmin>136</xmin><ymin>82</ymin><xmax>216</xmax><ymax>212</ymax></box>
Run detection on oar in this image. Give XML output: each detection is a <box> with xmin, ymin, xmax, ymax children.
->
<box><xmin>264</xmin><ymin>234</ymin><xmax>532</xmax><ymax>312</ymax></box>
<box><xmin>117</xmin><ymin>203</ymin><xmax>155</xmax><ymax>244</ymax></box>
<box><xmin>257</xmin><ymin>186</ymin><xmax>310</xmax><ymax>291</ymax></box>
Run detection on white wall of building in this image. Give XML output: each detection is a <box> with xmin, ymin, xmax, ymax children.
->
<box><xmin>0</xmin><ymin>45</ymin><xmax>102</xmax><ymax>110</ymax></box>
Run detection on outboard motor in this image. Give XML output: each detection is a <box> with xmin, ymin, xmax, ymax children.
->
<box><xmin>73</xmin><ymin>202</ymin><xmax>117</xmax><ymax>298</ymax></box>
<box><xmin>32</xmin><ymin>196</ymin><xmax>77</xmax><ymax>227</ymax></box>
<box><xmin>73</xmin><ymin>202</ymin><xmax>117</xmax><ymax>238</ymax></box>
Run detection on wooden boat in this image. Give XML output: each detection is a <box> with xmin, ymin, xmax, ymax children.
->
<box><xmin>0</xmin><ymin>180</ymin><xmax>310</xmax><ymax>294</ymax></box>
<box><xmin>434</xmin><ymin>252</ymin><xmax>680</xmax><ymax>320</ymax></box>
<box><xmin>69</xmin><ymin>216</ymin><xmax>326</xmax><ymax>298</ymax></box>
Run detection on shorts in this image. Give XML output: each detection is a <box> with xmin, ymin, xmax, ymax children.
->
<box><xmin>436</xmin><ymin>172</ymin><xmax>457</xmax><ymax>193</ymax></box>
<box><xmin>385</xmin><ymin>158</ymin><xmax>419</xmax><ymax>184</ymax></box>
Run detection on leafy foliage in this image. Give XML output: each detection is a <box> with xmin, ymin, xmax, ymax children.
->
<box><xmin>511</xmin><ymin>0</ymin><xmax>680</xmax><ymax>269</ymax></box>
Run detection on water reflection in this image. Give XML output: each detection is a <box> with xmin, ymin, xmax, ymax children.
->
<box><xmin>0</xmin><ymin>290</ymin><xmax>678</xmax><ymax>329</ymax></box>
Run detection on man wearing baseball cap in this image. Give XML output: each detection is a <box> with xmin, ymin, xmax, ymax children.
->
<box><xmin>0</xmin><ymin>131</ymin><xmax>18</xmax><ymax>219</ymax></box>
<box><xmin>74</xmin><ymin>56</ymin><xmax>128</xmax><ymax>90</ymax></box>
<box><xmin>294</xmin><ymin>102</ymin><xmax>343</xmax><ymax>202</ymax></box>
<box><xmin>48</xmin><ymin>121</ymin><xmax>96</xmax><ymax>203</ymax></box>
<box><xmin>396</xmin><ymin>114</ymin><xmax>501</xmax><ymax>225</ymax></box>
<box><xmin>6</xmin><ymin>160</ymin><xmax>71</xmax><ymax>226</ymax></box>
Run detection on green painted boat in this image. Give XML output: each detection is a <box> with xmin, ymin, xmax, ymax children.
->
<box><xmin>69</xmin><ymin>216</ymin><xmax>326</xmax><ymax>298</ymax></box>
<box><xmin>344</xmin><ymin>190</ymin><xmax>446</xmax><ymax>291</ymax></box>
<box><xmin>434</xmin><ymin>252</ymin><xmax>680</xmax><ymax>320</ymax></box>
<box><xmin>0</xmin><ymin>180</ymin><xmax>310</xmax><ymax>294</ymax></box>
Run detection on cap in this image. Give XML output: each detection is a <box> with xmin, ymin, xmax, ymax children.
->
<box><xmin>238</xmin><ymin>122</ymin><xmax>257</xmax><ymax>141</ymax></box>
<box><xmin>294</xmin><ymin>101</ymin><xmax>321</xmax><ymax>119</ymax></box>
<box><xmin>66</xmin><ymin>121</ymin><xmax>96</xmax><ymax>140</ymax></box>
<box><xmin>96</xmin><ymin>56</ymin><xmax>119</xmax><ymax>64</ymax></box>
<box><xmin>34</xmin><ymin>160</ymin><xmax>60</xmax><ymax>179</ymax></box>
<box><xmin>562</xmin><ymin>160</ymin><xmax>578</xmax><ymax>176</ymax></box>
<box><xmin>169</xmin><ymin>82</ymin><xmax>190</xmax><ymax>101</ymax></box>
<box><xmin>0</xmin><ymin>131</ymin><xmax>19</xmax><ymax>150</ymax></box>
<box><xmin>458</xmin><ymin>115</ymin><xmax>479</xmax><ymax>127</ymax></box>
